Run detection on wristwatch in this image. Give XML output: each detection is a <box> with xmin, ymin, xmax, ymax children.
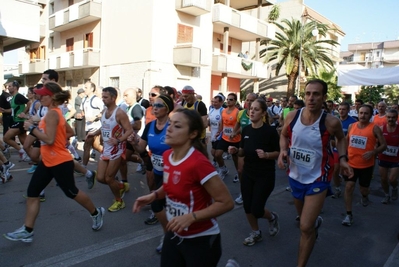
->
<box><xmin>28</xmin><ymin>125</ymin><xmax>36</xmax><ymax>132</ymax></box>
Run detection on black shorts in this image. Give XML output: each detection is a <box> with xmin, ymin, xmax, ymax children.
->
<box><xmin>216</xmin><ymin>138</ymin><xmax>239</xmax><ymax>152</ymax></box>
<box><xmin>378</xmin><ymin>160</ymin><xmax>399</xmax><ymax>169</ymax></box>
<box><xmin>10</xmin><ymin>121</ymin><xmax>25</xmax><ymax>132</ymax></box>
<box><xmin>126</xmin><ymin>142</ymin><xmax>134</xmax><ymax>151</ymax></box>
<box><xmin>211</xmin><ymin>140</ymin><xmax>220</xmax><ymax>150</ymax></box>
<box><xmin>33</xmin><ymin>140</ymin><xmax>41</xmax><ymax>148</ymax></box>
<box><xmin>343</xmin><ymin>166</ymin><xmax>374</xmax><ymax>187</ymax></box>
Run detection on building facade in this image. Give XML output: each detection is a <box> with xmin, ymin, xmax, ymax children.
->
<box><xmin>7</xmin><ymin>0</ymin><xmax>276</xmax><ymax>106</ymax></box>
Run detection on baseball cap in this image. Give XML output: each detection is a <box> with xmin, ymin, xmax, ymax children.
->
<box><xmin>77</xmin><ymin>88</ymin><xmax>85</xmax><ymax>94</ymax></box>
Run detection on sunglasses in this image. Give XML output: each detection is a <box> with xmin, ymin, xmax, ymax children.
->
<box><xmin>149</xmin><ymin>93</ymin><xmax>158</xmax><ymax>97</ymax></box>
<box><xmin>153</xmin><ymin>103</ymin><xmax>165</xmax><ymax>108</ymax></box>
<box><xmin>227</xmin><ymin>98</ymin><xmax>235</xmax><ymax>101</ymax></box>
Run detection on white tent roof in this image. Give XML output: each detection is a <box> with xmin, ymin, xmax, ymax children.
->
<box><xmin>337</xmin><ymin>66</ymin><xmax>399</xmax><ymax>86</ymax></box>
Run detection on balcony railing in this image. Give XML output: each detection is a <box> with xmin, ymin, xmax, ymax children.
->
<box><xmin>49</xmin><ymin>0</ymin><xmax>102</xmax><ymax>32</ymax></box>
<box><xmin>212</xmin><ymin>3</ymin><xmax>275</xmax><ymax>41</ymax></box>
<box><xmin>212</xmin><ymin>53</ymin><xmax>267</xmax><ymax>79</ymax></box>
<box><xmin>173</xmin><ymin>46</ymin><xmax>206</xmax><ymax>67</ymax></box>
<box><xmin>48</xmin><ymin>48</ymin><xmax>100</xmax><ymax>70</ymax></box>
<box><xmin>19</xmin><ymin>59</ymin><xmax>46</xmax><ymax>74</ymax></box>
<box><xmin>175</xmin><ymin>0</ymin><xmax>212</xmax><ymax>16</ymax></box>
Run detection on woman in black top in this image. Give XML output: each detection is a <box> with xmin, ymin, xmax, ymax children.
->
<box><xmin>228</xmin><ymin>98</ymin><xmax>280</xmax><ymax>247</ymax></box>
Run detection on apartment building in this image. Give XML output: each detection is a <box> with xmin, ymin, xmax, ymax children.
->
<box><xmin>1</xmin><ymin>0</ymin><xmax>42</xmax><ymax>85</ymax></box>
<box><xmin>338</xmin><ymin>40</ymin><xmax>399</xmax><ymax>101</ymax></box>
<box><xmin>11</xmin><ymin>0</ymin><xmax>276</xmax><ymax>105</ymax></box>
<box><xmin>242</xmin><ymin>0</ymin><xmax>345</xmax><ymax>98</ymax></box>
<box><xmin>341</xmin><ymin>40</ymin><xmax>399</xmax><ymax>69</ymax></box>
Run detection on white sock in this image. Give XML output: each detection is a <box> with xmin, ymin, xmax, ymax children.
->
<box><xmin>85</xmin><ymin>170</ymin><xmax>92</xmax><ymax>178</ymax></box>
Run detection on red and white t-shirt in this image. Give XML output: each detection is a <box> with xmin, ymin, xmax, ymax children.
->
<box><xmin>163</xmin><ymin>147</ymin><xmax>219</xmax><ymax>238</ymax></box>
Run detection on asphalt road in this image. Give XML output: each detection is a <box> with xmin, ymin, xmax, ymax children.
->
<box><xmin>1</xmin><ymin>145</ymin><xmax>399</xmax><ymax>267</ymax></box>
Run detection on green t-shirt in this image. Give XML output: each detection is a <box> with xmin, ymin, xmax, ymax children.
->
<box><xmin>11</xmin><ymin>93</ymin><xmax>28</xmax><ymax>122</ymax></box>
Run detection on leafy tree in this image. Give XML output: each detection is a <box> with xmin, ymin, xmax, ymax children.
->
<box><xmin>268</xmin><ymin>4</ymin><xmax>280</xmax><ymax>23</ymax></box>
<box><xmin>357</xmin><ymin>85</ymin><xmax>384</xmax><ymax>104</ymax></box>
<box><xmin>384</xmin><ymin>84</ymin><xmax>399</xmax><ymax>104</ymax></box>
<box><xmin>308</xmin><ymin>68</ymin><xmax>342</xmax><ymax>101</ymax></box>
<box><xmin>260</xmin><ymin>18</ymin><xmax>339</xmax><ymax>97</ymax></box>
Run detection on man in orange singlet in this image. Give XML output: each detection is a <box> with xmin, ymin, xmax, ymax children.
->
<box><xmin>342</xmin><ymin>104</ymin><xmax>386</xmax><ymax>226</ymax></box>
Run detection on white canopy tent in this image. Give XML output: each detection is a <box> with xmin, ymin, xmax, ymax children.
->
<box><xmin>337</xmin><ymin>66</ymin><xmax>399</xmax><ymax>86</ymax></box>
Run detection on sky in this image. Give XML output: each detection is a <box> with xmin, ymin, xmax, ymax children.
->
<box><xmin>4</xmin><ymin>0</ymin><xmax>399</xmax><ymax>64</ymax></box>
<box><xmin>279</xmin><ymin>0</ymin><xmax>399</xmax><ymax>51</ymax></box>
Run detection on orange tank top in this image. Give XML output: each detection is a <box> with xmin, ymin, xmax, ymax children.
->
<box><xmin>222</xmin><ymin>108</ymin><xmax>241</xmax><ymax>143</ymax></box>
<box><xmin>373</xmin><ymin>115</ymin><xmax>387</xmax><ymax>127</ymax></box>
<box><xmin>347</xmin><ymin>122</ymin><xmax>377</xmax><ymax>168</ymax></box>
<box><xmin>145</xmin><ymin>106</ymin><xmax>156</xmax><ymax>125</ymax></box>
<box><xmin>39</xmin><ymin>108</ymin><xmax>73</xmax><ymax>167</ymax></box>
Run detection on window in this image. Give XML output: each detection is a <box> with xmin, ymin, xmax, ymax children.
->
<box><xmin>219</xmin><ymin>43</ymin><xmax>231</xmax><ymax>54</ymax></box>
<box><xmin>29</xmin><ymin>46</ymin><xmax>46</xmax><ymax>62</ymax></box>
<box><xmin>49</xmin><ymin>36</ymin><xmax>54</xmax><ymax>52</ymax></box>
<box><xmin>68</xmin><ymin>0</ymin><xmax>74</xmax><ymax>6</ymax></box>
<box><xmin>110</xmin><ymin>77</ymin><xmax>119</xmax><ymax>88</ymax></box>
<box><xmin>177</xmin><ymin>24</ymin><xmax>193</xmax><ymax>44</ymax></box>
<box><xmin>66</xmin><ymin>80</ymin><xmax>72</xmax><ymax>90</ymax></box>
<box><xmin>66</xmin><ymin>38</ymin><xmax>74</xmax><ymax>52</ymax></box>
<box><xmin>376</xmin><ymin>51</ymin><xmax>380</xmax><ymax>57</ymax></box>
<box><xmin>84</xmin><ymin>33</ymin><xmax>93</xmax><ymax>50</ymax></box>
<box><xmin>50</xmin><ymin>2</ymin><xmax>54</xmax><ymax>15</ymax></box>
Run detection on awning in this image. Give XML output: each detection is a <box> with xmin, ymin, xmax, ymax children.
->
<box><xmin>338</xmin><ymin>66</ymin><xmax>399</xmax><ymax>86</ymax></box>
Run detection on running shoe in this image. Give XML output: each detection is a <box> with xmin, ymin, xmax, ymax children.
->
<box><xmin>223</xmin><ymin>153</ymin><xmax>231</xmax><ymax>160</ymax></box>
<box><xmin>27</xmin><ymin>165</ymin><xmax>37</xmax><ymax>174</ymax></box>
<box><xmin>91</xmin><ymin>207</ymin><xmax>105</xmax><ymax>231</ymax></box>
<box><xmin>342</xmin><ymin>214</ymin><xmax>353</xmax><ymax>226</ymax></box>
<box><xmin>314</xmin><ymin>216</ymin><xmax>323</xmax><ymax>239</ymax></box>
<box><xmin>156</xmin><ymin>235</ymin><xmax>164</xmax><ymax>254</ymax></box>
<box><xmin>225</xmin><ymin>259</ymin><xmax>241</xmax><ymax>267</ymax></box>
<box><xmin>108</xmin><ymin>200</ymin><xmax>125</xmax><ymax>212</ymax></box>
<box><xmin>0</xmin><ymin>171</ymin><xmax>7</xmax><ymax>184</ymax></box>
<box><xmin>74</xmin><ymin>157</ymin><xmax>82</xmax><ymax>163</ymax></box>
<box><xmin>90</xmin><ymin>151</ymin><xmax>96</xmax><ymax>159</ymax></box>
<box><xmin>235</xmin><ymin>194</ymin><xmax>243</xmax><ymax>205</ymax></box>
<box><xmin>144</xmin><ymin>212</ymin><xmax>159</xmax><ymax>225</ymax></box>
<box><xmin>381</xmin><ymin>195</ymin><xmax>390</xmax><ymax>204</ymax></box>
<box><xmin>212</xmin><ymin>160</ymin><xmax>218</xmax><ymax>168</ymax></box>
<box><xmin>86</xmin><ymin>171</ymin><xmax>97</xmax><ymax>189</ymax></box>
<box><xmin>243</xmin><ymin>231</ymin><xmax>262</xmax><ymax>246</ymax></box>
<box><xmin>285</xmin><ymin>186</ymin><xmax>292</xmax><ymax>192</ymax></box>
<box><xmin>233</xmin><ymin>174</ymin><xmax>239</xmax><ymax>183</ymax></box>
<box><xmin>3</xmin><ymin>162</ymin><xmax>15</xmax><ymax>173</ymax></box>
<box><xmin>331</xmin><ymin>187</ymin><xmax>341</xmax><ymax>199</ymax></box>
<box><xmin>3</xmin><ymin>225</ymin><xmax>34</xmax><ymax>243</ymax></box>
<box><xmin>269</xmin><ymin>212</ymin><xmax>280</xmax><ymax>236</ymax></box>
<box><xmin>392</xmin><ymin>188</ymin><xmax>398</xmax><ymax>201</ymax></box>
<box><xmin>120</xmin><ymin>182</ymin><xmax>130</xmax><ymax>198</ymax></box>
<box><xmin>136</xmin><ymin>163</ymin><xmax>146</xmax><ymax>174</ymax></box>
<box><xmin>217</xmin><ymin>167</ymin><xmax>229</xmax><ymax>180</ymax></box>
<box><xmin>361</xmin><ymin>196</ymin><xmax>370</xmax><ymax>207</ymax></box>
<box><xmin>21</xmin><ymin>152</ymin><xmax>31</xmax><ymax>162</ymax></box>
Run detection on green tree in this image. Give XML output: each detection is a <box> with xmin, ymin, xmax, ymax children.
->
<box><xmin>357</xmin><ymin>85</ymin><xmax>384</xmax><ymax>104</ymax></box>
<box><xmin>384</xmin><ymin>84</ymin><xmax>399</xmax><ymax>104</ymax></box>
<box><xmin>308</xmin><ymin>68</ymin><xmax>342</xmax><ymax>101</ymax></box>
<box><xmin>260</xmin><ymin>18</ymin><xmax>339</xmax><ymax>97</ymax></box>
<box><xmin>268</xmin><ymin>4</ymin><xmax>280</xmax><ymax>23</ymax></box>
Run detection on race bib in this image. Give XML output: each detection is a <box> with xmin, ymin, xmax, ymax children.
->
<box><xmin>210</xmin><ymin>121</ymin><xmax>219</xmax><ymax>127</ymax></box>
<box><xmin>383</xmin><ymin>145</ymin><xmax>399</xmax><ymax>157</ymax></box>
<box><xmin>224</xmin><ymin>127</ymin><xmax>233</xmax><ymax>136</ymax></box>
<box><xmin>290</xmin><ymin>147</ymin><xmax>316</xmax><ymax>168</ymax></box>
<box><xmin>166</xmin><ymin>197</ymin><xmax>189</xmax><ymax>231</ymax></box>
<box><xmin>151</xmin><ymin>154</ymin><xmax>164</xmax><ymax>172</ymax></box>
<box><xmin>101</xmin><ymin>129</ymin><xmax>111</xmax><ymax>141</ymax></box>
<box><xmin>350</xmin><ymin>135</ymin><xmax>367</xmax><ymax>149</ymax></box>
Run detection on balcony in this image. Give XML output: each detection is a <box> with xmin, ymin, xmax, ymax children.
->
<box><xmin>212</xmin><ymin>53</ymin><xmax>267</xmax><ymax>79</ymax></box>
<box><xmin>173</xmin><ymin>46</ymin><xmax>205</xmax><ymax>67</ymax></box>
<box><xmin>49</xmin><ymin>1</ymin><xmax>102</xmax><ymax>32</ymax></box>
<box><xmin>19</xmin><ymin>60</ymin><xmax>46</xmax><ymax>74</ymax></box>
<box><xmin>175</xmin><ymin>0</ymin><xmax>211</xmax><ymax>16</ymax></box>
<box><xmin>48</xmin><ymin>49</ymin><xmax>100</xmax><ymax>70</ymax></box>
<box><xmin>212</xmin><ymin>3</ymin><xmax>275</xmax><ymax>41</ymax></box>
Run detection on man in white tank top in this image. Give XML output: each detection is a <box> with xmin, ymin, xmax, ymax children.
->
<box><xmin>278</xmin><ymin>79</ymin><xmax>353</xmax><ymax>267</ymax></box>
<box><xmin>87</xmin><ymin>87</ymin><xmax>133</xmax><ymax>212</ymax></box>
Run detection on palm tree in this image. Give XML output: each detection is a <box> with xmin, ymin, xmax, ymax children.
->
<box><xmin>260</xmin><ymin>18</ymin><xmax>339</xmax><ymax>97</ymax></box>
<box><xmin>308</xmin><ymin>68</ymin><xmax>342</xmax><ymax>101</ymax></box>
